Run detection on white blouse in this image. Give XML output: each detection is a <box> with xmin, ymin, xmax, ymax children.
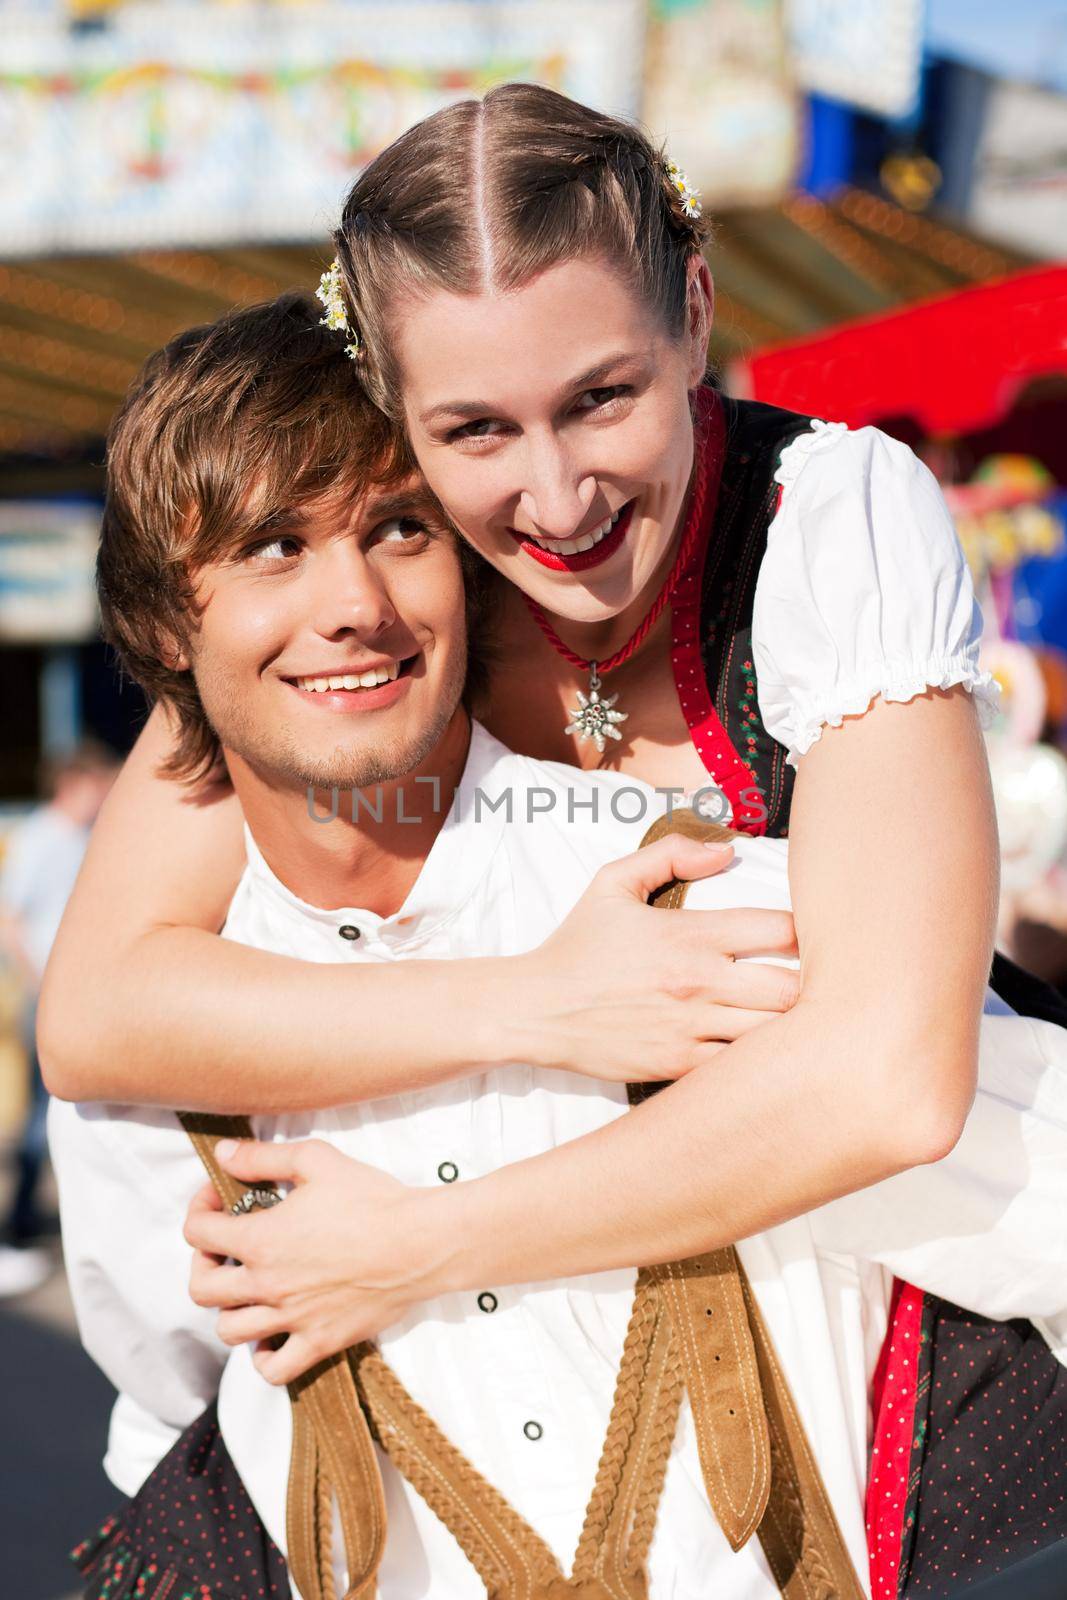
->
<box><xmin>751</xmin><ymin>421</ymin><xmax>1002</xmax><ymax>769</ymax></box>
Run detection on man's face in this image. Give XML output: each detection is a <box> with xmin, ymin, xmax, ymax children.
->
<box><xmin>182</xmin><ymin>476</ymin><xmax>469</xmax><ymax>792</ymax></box>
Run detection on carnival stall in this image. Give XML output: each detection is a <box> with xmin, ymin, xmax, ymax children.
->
<box><xmin>731</xmin><ymin>264</ymin><xmax>1067</xmax><ymax>969</ymax></box>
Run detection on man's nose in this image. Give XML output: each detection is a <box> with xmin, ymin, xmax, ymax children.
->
<box><xmin>518</xmin><ymin>434</ymin><xmax>597</xmax><ymax>539</ymax></box>
<box><xmin>311</xmin><ymin>547</ymin><xmax>395</xmax><ymax>639</ymax></box>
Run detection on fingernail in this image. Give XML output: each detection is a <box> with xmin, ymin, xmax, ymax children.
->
<box><xmin>215</xmin><ymin>1139</ymin><xmax>238</xmax><ymax>1161</ymax></box>
<box><xmin>702</xmin><ymin>842</ymin><xmax>731</xmax><ymax>853</ymax></box>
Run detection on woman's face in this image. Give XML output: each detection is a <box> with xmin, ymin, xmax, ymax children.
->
<box><xmin>393</xmin><ymin>256</ymin><xmax>710</xmax><ymax>624</ymax></box>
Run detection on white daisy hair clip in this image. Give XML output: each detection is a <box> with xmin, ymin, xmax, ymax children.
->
<box><xmin>316</xmin><ymin>258</ymin><xmax>361</xmax><ymax>360</ymax></box>
<box><xmin>665</xmin><ymin>158</ymin><xmax>702</xmax><ymax>221</ymax></box>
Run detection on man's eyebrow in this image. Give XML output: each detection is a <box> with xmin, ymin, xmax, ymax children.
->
<box><xmin>360</xmin><ymin>488</ymin><xmax>440</xmax><ymax>524</ymax></box>
<box><xmin>418</xmin><ymin>351</ymin><xmax>649</xmax><ymax>427</ymax></box>
<box><xmin>243</xmin><ymin>506</ymin><xmax>311</xmax><ymax>540</ymax></box>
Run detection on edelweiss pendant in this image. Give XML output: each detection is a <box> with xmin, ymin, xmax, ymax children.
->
<box><xmin>564</xmin><ymin>664</ymin><xmax>628</xmax><ymax>754</ymax></box>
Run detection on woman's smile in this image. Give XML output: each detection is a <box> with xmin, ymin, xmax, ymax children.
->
<box><xmin>508</xmin><ymin>498</ymin><xmax>636</xmax><ymax>572</ymax></box>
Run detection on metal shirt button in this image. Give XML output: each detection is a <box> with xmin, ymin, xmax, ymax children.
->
<box><xmin>523</xmin><ymin>1420</ymin><xmax>543</xmax><ymax>1441</ymax></box>
<box><xmin>477</xmin><ymin>1291</ymin><xmax>498</xmax><ymax>1314</ymax></box>
<box><xmin>437</xmin><ymin>1161</ymin><xmax>459</xmax><ymax>1183</ymax></box>
<box><xmin>338</xmin><ymin>925</ymin><xmax>361</xmax><ymax>941</ymax></box>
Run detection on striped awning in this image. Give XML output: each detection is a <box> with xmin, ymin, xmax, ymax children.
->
<box><xmin>0</xmin><ymin>187</ymin><xmax>1033</xmax><ymax>481</ymax></box>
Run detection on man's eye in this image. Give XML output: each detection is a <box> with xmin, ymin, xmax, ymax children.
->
<box><xmin>246</xmin><ymin>536</ymin><xmax>300</xmax><ymax>562</ymax></box>
<box><xmin>574</xmin><ymin>385</ymin><xmax>630</xmax><ymax>412</ymax></box>
<box><xmin>375</xmin><ymin>516</ymin><xmax>431</xmax><ymax>544</ymax></box>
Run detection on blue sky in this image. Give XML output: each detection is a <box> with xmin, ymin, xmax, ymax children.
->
<box><xmin>927</xmin><ymin>0</ymin><xmax>1067</xmax><ymax>92</ymax></box>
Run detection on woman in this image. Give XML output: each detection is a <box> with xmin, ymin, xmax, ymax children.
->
<box><xmin>43</xmin><ymin>86</ymin><xmax>999</xmax><ymax>1125</ymax></box>
<box><xmin>47</xmin><ymin>83</ymin><xmax>1044</xmax><ymax>1593</ymax></box>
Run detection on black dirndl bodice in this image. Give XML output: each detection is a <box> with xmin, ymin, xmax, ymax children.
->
<box><xmin>702</xmin><ymin>394</ymin><xmax>1067</xmax><ymax>1597</ymax></box>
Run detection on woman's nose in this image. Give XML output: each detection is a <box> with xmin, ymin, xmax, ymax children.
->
<box><xmin>518</xmin><ymin>436</ymin><xmax>597</xmax><ymax>539</ymax></box>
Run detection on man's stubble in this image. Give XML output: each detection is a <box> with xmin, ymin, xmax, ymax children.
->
<box><xmin>193</xmin><ymin>645</ymin><xmax>469</xmax><ymax>794</ymax></box>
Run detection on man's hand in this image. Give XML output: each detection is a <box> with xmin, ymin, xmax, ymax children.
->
<box><xmin>185</xmin><ymin>1138</ymin><xmax>451</xmax><ymax>1385</ymax></box>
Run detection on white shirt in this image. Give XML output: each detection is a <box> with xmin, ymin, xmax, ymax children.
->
<box><xmin>50</xmin><ymin>724</ymin><xmax>1067</xmax><ymax>1600</ymax></box>
<box><xmin>1</xmin><ymin>803</ymin><xmax>89</xmax><ymax>979</ymax></box>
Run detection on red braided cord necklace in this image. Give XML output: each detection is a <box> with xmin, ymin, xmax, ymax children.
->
<box><xmin>520</xmin><ymin>424</ymin><xmax>710</xmax><ymax>751</ymax></box>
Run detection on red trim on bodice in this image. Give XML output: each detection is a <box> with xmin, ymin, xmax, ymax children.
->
<box><xmin>867</xmin><ymin>1280</ymin><xmax>926</xmax><ymax>1597</ymax></box>
<box><xmin>670</xmin><ymin>388</ymin><xmax>768</xmax><ymax>835</ymax></box>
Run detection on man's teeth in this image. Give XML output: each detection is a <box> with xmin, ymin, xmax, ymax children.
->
<box><xmin>526</xmin><ymin>508</ymin><xmax>624</xmax><ymax>556</ymax></box>
<box><xmin>295</xmin><ymin>664</ymin><xmax>400</xmax><ymax>693</ymax></box>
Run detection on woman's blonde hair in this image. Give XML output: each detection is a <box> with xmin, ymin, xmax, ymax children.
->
<box><xmin>333</xmin><ymin>82</ymin><xmax>709</xmax><ymax>419</ymax></box>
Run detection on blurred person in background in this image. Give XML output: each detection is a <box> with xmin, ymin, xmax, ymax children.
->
<box><xmin>0</xmin><ymin>740</ymin><xmax>117</xmax><ymax>1297</ymax></box>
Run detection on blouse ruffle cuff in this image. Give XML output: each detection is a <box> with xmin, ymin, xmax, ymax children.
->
<box><xmin>781</xmin><ymin>656</ymin><xmax>1002</xmax><ymax>769</ymax></box>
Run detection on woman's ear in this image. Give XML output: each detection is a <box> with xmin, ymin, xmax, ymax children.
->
<box><xmin>685</xmin><ymin>256</ymin><xmax>714</xmax><ymax>386</ymax></box>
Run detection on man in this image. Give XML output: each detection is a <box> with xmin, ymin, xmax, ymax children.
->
<box><xmin>50</xmin><ymin>297</ymin><xmax>1067</xmax><ymax>1599</ymax></box>
<box><xmin>0</xmin><ymin>741</ymin><xmax>115</xmax><ymax>1296</ymax></box>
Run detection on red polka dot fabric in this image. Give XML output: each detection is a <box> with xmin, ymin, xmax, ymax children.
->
<box><xmin>71</xmin><ymin>1402</ymin><xmax>287</xmax><ymax>1600</ymax></box>
<box><xmin>900</xmin><ymin>1298</ymin><xmax>1067</xmax><ymax>1597</ymax></box>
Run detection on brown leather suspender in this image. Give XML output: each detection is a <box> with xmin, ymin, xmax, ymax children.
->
<box><xmin>179</xmin><ymin>808</ymin><xmax>864</xmax><ymax>1600</ymax></box>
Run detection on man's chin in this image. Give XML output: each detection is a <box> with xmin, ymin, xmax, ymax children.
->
<box><xmin>225</xmin><ymin>710</ymin><xmax>461</xmax><ymax>797</ymax></box>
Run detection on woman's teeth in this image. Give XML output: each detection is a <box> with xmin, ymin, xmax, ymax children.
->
<box><xmin>296</xmin><ymin>664</ymin><xmax>399</xmax><ymax>693</ymax></box>
<box><xmin>526</xmin><ymin>508</ymin><xmax>622</xmax><ymax>556</ymax></box>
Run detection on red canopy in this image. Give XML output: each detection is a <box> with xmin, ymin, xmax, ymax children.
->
<box><xmin>729</xmin><ymin>264</ymin><xmax>1067</xmax><ymax>435</ymax></box>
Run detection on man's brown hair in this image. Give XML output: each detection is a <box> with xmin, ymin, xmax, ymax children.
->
<box><xmin>98</xmin><ymin>292</ymin><xmax>487</xmax><ymax>787</ymax></box>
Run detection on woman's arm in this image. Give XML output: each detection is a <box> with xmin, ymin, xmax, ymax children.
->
<box><xmin>444</xmin><ymin>687</ymin><xmax>997</xmax><ymax>1270</ymax></box>
<box><xmin>185</xmin><ymin>685</ymin><xmax>999</xmax><ymax>1381</ymax></box>
<box><xmin>39</xmin><ymin>703</ymin><xmax>799</xmax><ymax>1110</ymax></box>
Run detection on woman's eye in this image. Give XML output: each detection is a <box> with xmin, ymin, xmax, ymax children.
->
<box><xmin>575</xmin><ymin>385</ymin><xmax>630</xmax><ymax>412</ymax></box>
<box><xmin>447</xmin><ymin>418</ymin><xmax>506</xmax><ymax>443</ymax></box>
<box><xmin>374</xmin><ymin>516</ymin><xmax>431</xmax><ymax>545</ymax></box>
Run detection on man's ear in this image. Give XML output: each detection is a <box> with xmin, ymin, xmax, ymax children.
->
<box><xmin>158</xmin><ymin>628</ymin><xmax>191</xmax><ymax>673</ymax></box>
<box><xmin>685</xmin><ymin>255</ymin><xmax>714</xmax><ymax>387</ymax></box>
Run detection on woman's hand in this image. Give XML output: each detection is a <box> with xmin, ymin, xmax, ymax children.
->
<box><xmin>185</xmin><ymin>1139</ymin><xmax>451</xmax><ymax>1385</ymax></box>
<box><xmin>500</xmin><ymin>832</ymin><xmax>800</xmax><ymax>1083</ymax></box>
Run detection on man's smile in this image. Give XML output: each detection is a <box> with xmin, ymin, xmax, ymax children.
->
<box><xmin>280</xmin><ymin>656</ymin><xmax>417</xmax><ymax>711</ymax></box>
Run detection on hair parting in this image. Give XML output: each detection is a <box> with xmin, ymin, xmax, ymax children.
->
<box><xmin>332</xmin><ymin>82</ymin><xmax>710</xmax><ymax>420</ymax></box>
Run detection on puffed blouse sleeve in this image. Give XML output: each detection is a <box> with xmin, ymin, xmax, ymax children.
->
<box><xmin>751</xmin><ymin>420</ymin><xmax>1001</xmax><ymax>768</ymax></box>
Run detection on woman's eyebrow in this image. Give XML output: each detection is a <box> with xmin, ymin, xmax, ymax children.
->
<box><xmin>419</xmin><ymin>352</ymin><xmax>649</xmax><ymax>428</ymax></box>
<box><xmin>418</xmin><ymin>397</ymin><xmax>494</xmax><ymax>426</ymax></box>
<box><xmin>567</xmin><ymin>352</ymin><xmax>647</xmax><ymax>391</ymax></box>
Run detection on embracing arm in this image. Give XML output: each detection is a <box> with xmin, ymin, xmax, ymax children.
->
<box><xmin>37</xmin><ymin>703</ymin><xmax>527</xmax><ymax>1109</ymax></box>
<box><xmin>447</xmin><ymin>686</ymin><xmax>996</xmax><ymax>1279</ymax></box>
<box><xmin>39</xmin><ymin>704</ymin><xmax>793</xmax><ymax>1111</ymax></box>
<box><xmin>188</xmin><ymin>685</ymin><xmax>1000</xmax><ymax>1383</ymax></box>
